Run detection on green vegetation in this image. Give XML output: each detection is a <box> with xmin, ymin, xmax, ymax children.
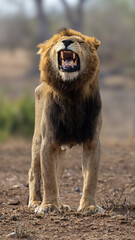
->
<box><xmin>0</xmin><ymin>94</ymin><xmax>35</xmax><ymax>142</ymax></box>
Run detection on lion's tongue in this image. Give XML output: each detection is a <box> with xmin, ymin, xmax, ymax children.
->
<box><xmin>62</xmin><ymin>59</ymin><xmax>77</xmax><ymax>68</ymax></box>
<box><xmin>65</xmin><ymin>60</ymin><xmax>73</xmax><ymax>68</ymax></box>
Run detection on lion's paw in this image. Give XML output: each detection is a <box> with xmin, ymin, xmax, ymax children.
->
<box><xmin>78</xmin><ymin>205</ymin><xmax>104</xmax><ymax>214</ymax></box>
<box><xmin>60</xmin><ymin>204</ymin><xmax>71</xmax><ymax>212</ymax></box>
<box><xmin>35</xmin><ymin>204</ymin><xmax>60</xmax><ymax>214</ymax></box>
<box><xmin>28</xmin><ymin>200</ymin><xmax>41</xmax><ymax>208</ymax></box>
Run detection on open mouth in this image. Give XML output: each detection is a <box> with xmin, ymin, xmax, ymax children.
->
<box><xmin>58</xmin><ymin>50</ymin><xmax>80</xmax><ymax>72</ymax></box>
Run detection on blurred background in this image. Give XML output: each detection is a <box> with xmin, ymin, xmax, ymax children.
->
<box><xmin>0</xmin><ymin>0</ymin><xmax>135</xmax><ymax>142</ymax></box>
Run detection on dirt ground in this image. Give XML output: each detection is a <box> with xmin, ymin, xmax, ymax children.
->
<box><xmin>0</xmin><ymin>139</ymin><xmax>135</xmax><ymax>240</ymax></box>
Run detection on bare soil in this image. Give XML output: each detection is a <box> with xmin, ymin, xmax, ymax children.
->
<box><xmin>0</xmin><ymin>139</ymin><xmax>135</xmax><ymax>240</ymax></box>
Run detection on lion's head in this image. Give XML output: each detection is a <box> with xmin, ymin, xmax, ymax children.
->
<box><xmin>37</xmin><ymin>28</ymin><xmax>100</xmax><ymax>94</ymax></box>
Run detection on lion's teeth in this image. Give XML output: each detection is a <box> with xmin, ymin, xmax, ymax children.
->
<box><xmin>61</xmin><ymin>51</ymin><xmax>64</xmax><ymax>59</ymax></box>
<box><xmin>62</xmin><ymin>59</ymin><xmax>65</xmax><ymax>66</ymax></box>
<box><xmin>73</xmin><ymin>53</ymin><xmax>75</xmax><ymax>59</ymax></box>
<box><xmin>74</xmin><ymin>60</ymin><xmax>77</xmax><ymax>65</ymax></box>
<box><xmin>71</xmin><ymin>60</ymin><xmax>74</xmax><ymax>68</ymax></box>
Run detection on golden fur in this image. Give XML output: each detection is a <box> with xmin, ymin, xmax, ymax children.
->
<box><xmin>28</xmin><ymin>28</ymin><xmax>103</xmax><ymax>214</ymax></box>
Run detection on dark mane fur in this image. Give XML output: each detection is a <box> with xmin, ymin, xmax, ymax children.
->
<box><xmin>46</xmin><ymin>91</ymin><xmax>102</xmax><ymax>144</ymax></box>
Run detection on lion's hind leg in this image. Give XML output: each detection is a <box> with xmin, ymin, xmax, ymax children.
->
<box><xmin>28</xmin><ymin>136</ymin><xmax>42</xmax><ymax>208</ymax></box>
<box><xmin>28</xmin><ymin>84</ymin><xmax>45</xmax><ymax>208</ymax></box>
<box><xmin>35</xmin><ymin>140</ymin><xmax>60</xmax><ymax>214</ymax></box>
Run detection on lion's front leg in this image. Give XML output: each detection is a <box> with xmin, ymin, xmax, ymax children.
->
<box><xmin>35</xmin><ymin>139</ymin><xmax>60</xmax><ymax>214</ymax></box>
<box><xmin>78</xmin><ymin>139</ymin><xmax>103</xmax><ymax>214</ymax></box>
<box><xmin>56</xmin><ymin>147</ymin><xmax>71</xmax><ymax>211</ymax></box>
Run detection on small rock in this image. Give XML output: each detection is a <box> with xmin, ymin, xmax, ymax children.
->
<box><xmin>75</xmin><ymin>187</ymin><xmax>80</xmax><ymax>192</ymax></box>
<box><xmin>117</xmin><ymin>214</ymin><xmax>125</xmax><ymax>220</ymax></box>
<box><xmin>8</xmin><ymin>200</ymin><xmax>20</xmax><ymax>206</ymax></box>
<box><xmin>130</xmin><ymin>187</ymin><xmax>135</xmax><ymax>193</ymax></box>
<box><xmin>10</xmin><ymin>215</ymin><xmax>18</xmax><ymax>221</ymax></box>
<box><xmin>10</xmin><ymin>185</ymin><xmax>21</xmax><ymax>189</ymax></box>
<box><xmin>120</xmin><ymin>219</ymin><xmax>128</xmax><ymax>224</ymax></box>
<box><xmin>24</xmin><ymin>183</ymin><xmax>29</xmax><ymax>188</ymax></box>
<box><xmin>131</xmin><ymin>220</ymin><xmax>135</xmax><ymax>226</ymax></box>
<box><xmin>55</xmin><ymin>220</ymin><xmax>60</xmax><ymax>224</ymax></box>
<box><xmin>107</xmin><ymin>228</ymin><xmax>114</xmax><ymax>233</ymax></box>
<box><xmin>91</xmin><ymin>226</ymin><xmax>98</xmax><ymax>230</ymax></box>
<box><xmin>6</xmin><ymin>232</ymin><xmax>16</xmax><ymax>238</ymax></box>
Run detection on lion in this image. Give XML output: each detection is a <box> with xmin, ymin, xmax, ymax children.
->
<box><xmin>28</xmin><ymin>28</ymin><xmax>103</xmax><ymax>214</ymax></box>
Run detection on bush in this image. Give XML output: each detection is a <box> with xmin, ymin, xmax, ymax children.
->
<box><xmin>0</xmin><ymin>94</ymin><xmax>35</xmax><ymax>142</ymax></box>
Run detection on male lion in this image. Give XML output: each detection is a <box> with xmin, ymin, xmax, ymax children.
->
<box><xmin>28</xmin><ymin>28</ymin><xmax>103</xmax><ymax>214</ymax></box>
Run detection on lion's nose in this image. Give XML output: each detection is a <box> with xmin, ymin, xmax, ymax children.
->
<box><xmin>62</xmin><ymin>39</ymin><xmax>73</xmax><ymax>48</ymax></box>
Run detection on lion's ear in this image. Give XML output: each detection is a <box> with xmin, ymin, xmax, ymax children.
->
<box><xmin>37</xmin><ymin>43</ymin><xmax>46</xmax><ymax>54</ymax></box>
<box><xmin>91</xmin><ymin>37</ymin><xmax>101</xmax><ymax>50</ymax></box>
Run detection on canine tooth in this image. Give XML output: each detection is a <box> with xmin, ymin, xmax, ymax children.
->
<box><xmin>61</xmin><ymin>51</ymin><xmax>64</xmax><ymax>59</ymax></box>
<box><xmin>71</xmin><ymin>60</ymin><xmax>74</xmax><ymax>68</ymax></box>
<box><xmin>74</xmin><ymin>60</ymin><xmax>77</xmax><ymax>65</ymax></box>
<box><xmin>62</xmin><ymin>59</ymin><xmax>65</xmax><ymax>66</ymax></box>
<box><xmin>73</xmin><ymin>53</ymin><xmax>75</xmax><ymax>59</ymax></box>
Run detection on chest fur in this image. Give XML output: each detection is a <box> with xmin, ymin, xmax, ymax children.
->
<box><xmin>46</xmin><ymin>93</ymin><xmax>101</xmax><ymax>144</ymax></box>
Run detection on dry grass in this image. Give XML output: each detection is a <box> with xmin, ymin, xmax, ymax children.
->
<box><xmin>101</xmin><ymin>187</ymin><xmax>130</xmax><ymax>210</ymax></box>
<box><xmin>15</xmin><ymin>223</ymin><xmax>30</xmax><ymax>238</ymax></box>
